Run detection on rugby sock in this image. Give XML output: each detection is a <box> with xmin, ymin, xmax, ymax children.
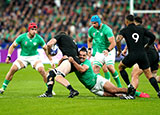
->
<box><xmin>67</xmin><ymin>85</ymin><xmax>74</xmax><ymax>92</ymax></box>
<box><xmin>46</xmin><ymin>85</ymin><xmax>53</xmax><ymax>94</ymax></box>
<box><xmin>120</xmin><ymin>70</ymin><xmax>130</xmax><ymax>85</ymax></box>
<box><xmin>45</xmin><ymin>83</ymin><xmax>48</xmax><ymax>87</ymax></box>
<box><xmin>104</xmin><ymin>72</ymin><xmax>110</xmax><ymax>80</ymax></box>
<box><xmin>2</xmin><ymin>79</ymin><xmax>10</xmax><ymax>90</ymax></box>
<box><xmin>112</xmin><ymin>71</ymin><xmax>122</xmax><ymax>88</ymax></box>
<box><xmin>135</xmin><ymin>91</ymin><xmax>141</xmax><ymax>96</ymax></box>
<box><xmin>149</xmin><ymin>77</ymin><xmax>160</xmax><ymax>92</ymax></box>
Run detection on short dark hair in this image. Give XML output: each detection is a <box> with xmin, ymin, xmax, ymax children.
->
<box><xmin>79</xmin><ymin>47</ymin><xmax>87</xmax><ymax>53</ymax></box>
<box><xmin>126</xmin><ymin>15</ymin><xmax>134</xmax><ymax>22</ymax></box>
<box><xmin>56</xmin><ymin>31</ymin><xmax>67</xmax><ymax>36</ymax></box>
<box><xmin>134</xmin><ymin>16</ymin><xmax>142</xmax><ymax>24</ymax></box>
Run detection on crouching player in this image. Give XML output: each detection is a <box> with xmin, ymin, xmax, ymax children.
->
<box><xmin>68</xmin><ymin>47</ymin><xmax>127</xmax><ymax>97</ymax></box>
<box><xmin>0</xmin><ymin>23</ymin><xmax>54</xmax><ymax>94</ymax></box>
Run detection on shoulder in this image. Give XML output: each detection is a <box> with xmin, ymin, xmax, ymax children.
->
<box><xmin>88</xmin><ymin>26</ymin><xmax>95</xmax><ymax>32</ymax></box>
<box><xmin>36</xmin><ymin>34</ymin><xmax>43</xmax><ymax>39</ymax></box>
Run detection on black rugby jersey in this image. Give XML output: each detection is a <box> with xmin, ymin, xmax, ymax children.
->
<box><xmin>54</xmin><ymin>34</ymin><xmax>79</xmax><ymax>57</ymax></box>
<box><xmin>119</xmin><ymin>23</ymin><xmax>155</xmax><ymax>53</ymax></box>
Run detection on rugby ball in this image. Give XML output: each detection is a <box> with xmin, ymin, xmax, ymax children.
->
<box><xmin>49</xmin><ymin>45</ymin><xmax>58</xmax><ymax>56</ymax></box>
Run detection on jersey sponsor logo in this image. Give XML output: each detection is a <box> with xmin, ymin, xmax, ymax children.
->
<box><xmin>33</xmin><ymin>42</ymin><xmax>37</xmax><ymax>45</ymax></box>
<box><xmin>25</xmin><ymin>41</ymin><xmax>27</xmax><ymax>45</ymax></box>
<box><xmin>100</xmin><ymin>33</ymin><xmax>103</xmax><ymax>36</ymax></box>
<box><xmin>93</xmin><ymin>33</ymin><xmax>95</xmax><ymax>36</ymax></box>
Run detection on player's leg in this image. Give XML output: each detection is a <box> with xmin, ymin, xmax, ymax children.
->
<box><xmin>33</xmin><ymin>60</ymin><xmax>47</xmax><ymax>83</ymax></box>
<box><xmin>131</xmin><ymin>64</ymin><xmax>150</xmax><ymax>98</ymax></box>
<box><xmin>105</xmin><ymin>49</ymin><xmax>122</xmax><ymax>87</ymax></box>
<box><xmin>143</xmin><ymin>68</ymin><xmax>160</xmax><ymax>97</ymax></box>
<box><xmin>131</xmin><ymin>64</ymin><xmax>143</xmax><ymax>89</ymax></box>
<box><xmin>103</xmin><ymin>81</ymin><xmax>127</xmax><ymax>94</ymax></box>
<box><xmin>102</xmin><ymin>64</ymin><xmax>111</xmax><ymax>81</ymax></box>
<box><xmin>0</xmin><ymin>60</ymin><xmax>25</xmax><ymax>94</ymax></box>
<box><xmin>56</xmin><ymin>60</ymin><xmax>79</xmax><ymax>98</ymax></box>
<box><xmin>107</xmin><ymin>65</ymin><xmax>122</xmax><ymax>88</ymax></box>
<box><xmin>92</xmin><ymin>52</ymin><xmax>104</xmax><ymax>74</ymax></box>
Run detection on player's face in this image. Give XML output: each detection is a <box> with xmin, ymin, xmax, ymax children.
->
<box><xmin>91</xmin><ymin>22</ymin><xmax>99</xmax><ymax>29</ymax></box>
<box><xmin>29</xmin><ymin>28</ymin><xmax>37</xmax><ymax>36</ymax></box>
<box><xmin>79</xmin><ymin>51</ymin><xmax>87</xmax><ymax>63</ymax></box>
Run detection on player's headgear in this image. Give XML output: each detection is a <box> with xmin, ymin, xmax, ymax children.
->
<box><xmin>28</xmin><ymin>22</ymin><xmax>37</xmax><ymax>31</ymax></box>
<box><xmin>91</xmin><ymin>15</ymin><xmax>101</xmax><ymax>26</ymax></box>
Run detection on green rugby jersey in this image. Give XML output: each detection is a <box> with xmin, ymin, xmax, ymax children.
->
<box><xmin>75</xmin><ymin>59</ymin><xmax>97</xmax><ymax>90</ymax></box>
<box><xmin>15</xmin><ymin>33</ymin><xmax>45</xmax><ymax>56</ymax></box>
<box><xmin>88</xmin><ymin>24</ymin><xmax>114</xmax><ymax>53</ymax></box>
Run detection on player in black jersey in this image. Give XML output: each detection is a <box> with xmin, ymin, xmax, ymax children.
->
<box><xmin>116</xmin><ymin>15</ymin><xmax>160</xmax><ymax>99</ymax></box>
<box><xmin>121</xmin><ymin>16</ymin><xmax>160</xmax><ymax>98</ymax></box>
<box><xmin>39</xmin><ymin>31</ymin><xmax>80</xmax><ymax>98</ymax></box>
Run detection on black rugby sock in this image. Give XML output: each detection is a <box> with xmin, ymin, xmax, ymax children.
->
<box><xmin>67</xmin><ymin>85</ymin><xmax>74</xmax><ymax>92</ymax></box>
<box><xmin>120</xmin><ymin>70</ymin><xmax>130</xmax><ymax>85</ymax></box>
<box><xmin>46</xmin><ymin>85</ymin><xmax>53</xmax><ymax>94</ymax></box>
<box><xmin>149</xmin><ymin>77</ymin><xmax>160</xmax><ymax>92</ymax></box>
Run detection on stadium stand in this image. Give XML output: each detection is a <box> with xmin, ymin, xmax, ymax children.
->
<box><xmin>0</xmin><ymin>0</ymin><xmax>160</xmax><ymax>50</ymax></box>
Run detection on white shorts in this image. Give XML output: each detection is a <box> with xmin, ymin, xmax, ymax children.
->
<box><xmin>90</xmin><ymin>75</ymin><xmax>108</xmax><ymax>96</ymax></box>
<box><xmin>15</xmin><ymin>55</ymin><xmax>43</xmax><ymax>69</ymax></box>
<box><xmin>93</xmin><ymin>48</ymin><xmax>116</xmax><ymax>67</ymax></box>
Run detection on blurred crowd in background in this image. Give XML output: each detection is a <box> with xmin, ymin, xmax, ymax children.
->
<box><xmin>0</xmin><ymin>0</ymin><xmax>160</xmax><ymax>51</ymax></box>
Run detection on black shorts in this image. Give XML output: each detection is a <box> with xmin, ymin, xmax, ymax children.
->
<box><xmin>147</xmin><ymin>49</ymin><xmax>159</xmax><ymax>71</ymax></box>
<box><xmin>122</xmin><ymin>52</ymin><xmax>150</xmax><ymax>70</ymax></box>
<box><xmin>70</xmin><ymin>56</ymin><xmax>80</xmax><ymax>73</ymax></box>
<box><xmin>61</xmin><ymin>56</ymin><xmax>80</xmax><ymax>74</ymax></box>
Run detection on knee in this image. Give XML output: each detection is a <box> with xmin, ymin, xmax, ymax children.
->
<box><xmin>38</xmin><ymin>67</ymin><xmax>45</xmax><ymax>74</ymax></box>
<box><xmin>93</xmin><ymin>65</ymin><xmax>100</xmax><ymax>74</ymax></box>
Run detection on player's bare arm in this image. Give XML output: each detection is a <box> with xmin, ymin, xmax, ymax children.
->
<box><xmin>6</xmin><ymin>42</ymin><xmax>18</xmax><ymax>64</ymax></box>
<box><xmin>116</xmin><ymin>35</ymin><xmax>123</xmax><ymax>57</ymax></box>
<box><xmin>87</xmin><ymin>37</ymin><xmax>93</xmax><ymax>58</ymax></box>
<box><xmin>68</xmin><ymin>57</ymin><xmax>89</xmax><ymax>73</ymax></box>
<box><xmin>43</xmin><ymin>45</ymin><xmax>56</xmax><ymax>68</ymax></box>
<box><xmin>103</xmin><ymin>36</ymin><xmax>116</xmax><ymax>56</ymax></box>
<box><xmin>47</xmin><ymin>38</ymin><xmax>57</xmax><ymax>49</ymax></box>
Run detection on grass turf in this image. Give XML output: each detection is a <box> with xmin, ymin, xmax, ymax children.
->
<box><xmin>0</xmin><ymin>63</ymin><xmax>160</xmax><ymax>115</ymax></box>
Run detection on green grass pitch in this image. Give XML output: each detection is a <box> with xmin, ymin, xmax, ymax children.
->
<box><xmin>0</xmin><ymin>63</ymin><xmax>160</xmax><ymax>115</ymax></box>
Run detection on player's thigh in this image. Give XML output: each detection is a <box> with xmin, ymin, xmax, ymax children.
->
<box><xmin>13</xmin><ymin>58</ymin><xmax>26</xmax><ymax>70</ymax></box>
<box><xmin>93</xmin><ymin>52</ymin><xmax>105</xmax><ymax>68</ymax></box>
<box><xmin>131</xmin><ymin>64</ymin><xmax>143</xmax><ymax>77</ymax></box>
<box><xmin>90</xmin><ymin>75</ymin><xmax>108</xmax><ymax>96</ymax></box>
<box><xmin>29</xmin><ymin>55</ymin><xmax>44</xmax><ymax>70</ymax></box>
<box><xmin>56</xmin><ymin>60</ymin><xmax>71</xmax><ymax>75</ymax></box>
<box><xmin>105</xmin><ymin>48</ymin><xmax>116</xmax><ymax>65</ymax></box>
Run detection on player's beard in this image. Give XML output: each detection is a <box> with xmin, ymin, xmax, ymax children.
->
<box><xmin>79</xmin><ymin>57</ymin><xmax>85</xmax><ymax>62</ymax></box>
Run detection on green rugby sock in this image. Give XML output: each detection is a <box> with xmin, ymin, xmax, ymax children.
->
<box><xmin>2</xmin><ymin>79</ymin><xmax>10</xmax><ymax>90</ymax></box>
<box><xmin>135</xmin><ymin>91</ymin><xmax>141</xmax><ymax>96</ymax></box>
<box><xmin>104</xmin><ymin>72</ymin><xmax>110</xmax><ymax>80</ymax></box>
<box><xmin>112</xmin><ymin>71</ymin><xmax>122</xmax><ymax>88</ymax></box>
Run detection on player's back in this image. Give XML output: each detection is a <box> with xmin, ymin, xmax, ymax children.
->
<box><xmin>120</xmin><ymin>24</ymin><xmax>148</xmax><ymax>53</ymax></box>
<box><xmin>54</xmin><ymin>34</ymin><xmax>79</xmax><ymax>57</ymax></box>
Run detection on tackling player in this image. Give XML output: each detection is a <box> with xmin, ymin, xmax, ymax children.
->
<box><xmin>68</xmin><ymin>47</ymin><xmax>127</xmax><ymax>97</ymax></box>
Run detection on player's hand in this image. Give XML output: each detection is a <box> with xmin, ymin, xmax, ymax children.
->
<box><xmin>103</xmin><ymin>50</ymin><xmax>109</xmax><ymax>56</ymax></box>
<box><xmin>88</xmin><ymin>50</ymin><xmax>92</xmax><ymax>58</ymax></box>
<box><xmin>5</xmin><ymin>56</ymin><xmax>11</xmax><ymax>64</ymax></box>
<box><xmin>122</xmin><ymin>50</ymin><xmax>127</xmax><ymax>56</ymax></box>
<box><xmin>68</xmin><ymin>57</ymin><xmax>74</xmax><ymax>63</ymax></box>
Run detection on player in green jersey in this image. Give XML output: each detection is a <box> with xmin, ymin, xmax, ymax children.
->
<box><xmin>68</xmin><ymin>47</ymin><xmax>127</xmax><ymax>97</ymax></box>
<box><xmin>0</xmin><ymin>23</ymin><xmax>54</xmax><ymax>94</ymax></box>
<box><xmin>87</xmin><ymin>15</ymin><xmax>122</xmax><ymax>88</ymax></box>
